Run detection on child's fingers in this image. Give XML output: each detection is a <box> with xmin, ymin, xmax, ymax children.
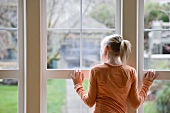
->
<box><xmin>82</xmin><ymin>73</ymin><xmax>84</xmax><ymax>81</ymax></box>
<box><xmin>153</xmin><ymin>72</ymin><xmax>159</xmax><ymax>80</ymax></box>
<box><xmin>70</xmin><ymin>73</ymin><xmax>74</xmax><ymax>79</ymax></box>
<box><xmin>144</xmin><ymin>72</ymin><xmax>148</xmax><ymax>78</ymax></box>
<box><xmin>70</xmin><ymin>75</ymin><xmax>74</xmax><ymax>79</ymax></box>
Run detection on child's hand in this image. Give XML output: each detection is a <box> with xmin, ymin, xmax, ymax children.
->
<box><xmin>143</xmin><ymin>70</ymin><xmax>158</xmax><ymax>82</ymax></box>
<box><xmin>70</xmin><ymin>70</ymin><xmax>84</xmax><ymax>85</ymax></box>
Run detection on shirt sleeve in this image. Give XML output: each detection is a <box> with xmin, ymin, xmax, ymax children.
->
<box><xmin>129</xmin><ymin>69</ymin><xmax>153</xmax><ymax>109</ymax></box>
<box><xmin>74</xmin><ymin>68</ymin><xmax>97</xmax><ymax>108</ymax></box>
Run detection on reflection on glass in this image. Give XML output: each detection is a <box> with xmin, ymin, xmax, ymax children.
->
<box><xmin>0</xmin><ymin>79</ymin><xmax>18</xmax><ymax>113</ymax></box>
<box><xmin>47</xmin><ymin>0</ymin><xmax>80</xmax><ymax>28</ymax></box>
<box><xmin>82</xmin><ymin>30</ymin><xmax>115</xmax><ymax>69</ymax></box>
<box><xmin>47</xmin><ymin>31</ymin><xmax>80</xmax><ymax>69</ymax></box>
<box><xmin>144</xmin><ymin>80</ymin><xmax>170</xmax><ymax>113</ymax></box>
<box><xmin>0</xmin><ymin>0</ymin><xmax>18</xmax><ymax>28</ymax></box>
<box><xmin>0</xmin><ymin>30</ymin><xmax>18</xmax><ymax>69</ymax></box>
<box><xmin>82</xmin><ymin>0</ymin><xmax>116</xmax><ymax>28</ymax></box>
<box><xmin>47</xmin><ymin>79</ymin><xmax>90</xmax><ymax>113</ymax></box>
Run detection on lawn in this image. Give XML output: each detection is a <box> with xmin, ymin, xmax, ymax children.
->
<box><xmin>0</xmin><ymin>79</ymin><xmax>89</xmax><ymax>113</ymax></box>
<box><xmin>1</xmin><ymin>79</ymin><xmax>159</xmax><ymax>113</ymax></box>
<box><xmin>83</xmin><ymin>79</ymin><xmax>89</xmax><ymax>91</ymax></box>
<box><xmin>47</xmin><ymin>80</ymin><xmax>66</xmax><ymax>113</ymax></box>
<box><xmin>0</xmin><ymin>80</ymin><xmax>66</xmax><ymax>113</ymax></box>
<box><xmin>144</xmin><ymin>101</ymin><xmax>158</xmax><ymax>113</ymax></box>
<box><xmin>0</xmin><ymin>84</ymin><xmax>18</xmax><ymax>113</ymax></box>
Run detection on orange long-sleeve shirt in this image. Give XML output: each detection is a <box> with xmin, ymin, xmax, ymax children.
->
<box><xmin>74</xmin><ymin>63</ymin><xmax>152</xmax><ymax>113</ymax></box>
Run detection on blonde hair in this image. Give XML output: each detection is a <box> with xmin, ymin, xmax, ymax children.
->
<box><xmin>101</xmin><ymin>34</ymin><xmax>131</xmax><ymax>64</ymax></box>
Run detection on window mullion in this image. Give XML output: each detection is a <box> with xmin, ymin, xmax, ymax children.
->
<box><xmin>137</xmin><ymin>0</ymin><xmax>144</xmax><ymax>113</ymax></box>
<box><xmin>80</xmin><ymin>0</ymin><xmax>83</xmax><ymax>69</ymax></box>
<box><xmin>40</xmin><ymin>0</ymin><xmax>48</xmax><ymax>113</ymax></box>
<box><xmin>115</xmin><ymin>0</ymin><xmax>122</xmax><ymax>34</ymax></box>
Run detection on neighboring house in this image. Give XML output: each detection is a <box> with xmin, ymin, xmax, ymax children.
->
<box><xmin>148</xmin><ymin>20</ymin><xmax>170</xmax><ymax>54</ymax></box>
<box><xmin>48</xmin><ymin>16</ymin><xmax>113</xmax><ymax>68</ymax></box>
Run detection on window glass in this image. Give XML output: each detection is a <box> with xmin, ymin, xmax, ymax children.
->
<box><xmin>47</xmin><ymin>0</ymin><xmax>116</xmax><ymax>69</ymax></box>
<box><xmin>0</xmin><ymin>0</ymin><xmax>18</xmax><ymax>70</ymax></box>
<box><xmin>0</xmin><ymin>0</ymin><xmax>18</xmax><ymax>28</ymax></box>
<box><xmin>144</xmin><ymin>80</ymin><xmax>170</xmax><ymax>113</ymax></box>
<box><xmin>47</xmin><ymin>31</ymin><xmax>80</xmax><ymax>69</ymax></box>
<box><xmin>0</xmin><ymin>30</ymin><xmax>18</xmax><ymax>69</ymax></box>
<box><xmin>82</xmin><ymin>0</ymin><xmax>116</xmax><ymax>28</ymax></box>
<box><xmin>82</xmin><ymin>30</ymin><xmax>115</xmax><ymax>69</ymax></box>
<box><xmin>47</xmin><ymin>0</ymin><xmax>80</xmax><ymax>28</ymax></box>
<box><xmin>144</xmin><ymin>0</ymin><xmax>170</xmax><ymax>70</ymax></box>
<box><xmin>0</xmin><ymin>79</ymin><xmax>18</xmax><ymax>113</ymax></box>
<box><xmin>47</xmin><ymin>79</ymin><xmax>91</xmax><ymax>113</ymax></box>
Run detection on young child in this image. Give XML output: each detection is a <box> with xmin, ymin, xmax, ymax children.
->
<box><xmin>70</xmin><ymin>34</ymin><xmax>158</xmax><ymax>113</ymax></box>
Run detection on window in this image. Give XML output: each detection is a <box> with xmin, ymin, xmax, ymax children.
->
<box><xmin>138</xmin><ymin>0</ymin><xmax>170</xmax><ymax>113</ymax></box>
<box><xmin>0</xmin><ymin>0</ymin><xmax>24</xmax><ymax>113</ymax></box>
<box><xmin>41</xmin><ymin>0</ymin><xmax>121</xmax><ymax>113</ymax></box>
<box><xmin>144</xmin><ymin>0</ymin><xmax>170</xmax><ymax>70</ymax></box>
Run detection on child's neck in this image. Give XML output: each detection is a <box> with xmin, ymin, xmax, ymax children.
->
<box><xmin>105</xmin><ymin>57</ymin><xmax>122</xmax><ymax>65</ymax></box>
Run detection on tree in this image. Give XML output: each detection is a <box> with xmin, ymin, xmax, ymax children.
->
<box><xmin>144</xmin><ymin>2</ymin><xmax>170</xmax><ymax>54</ymax></box>
<box><xmin>89</xmin><ymin>3</ymin><xmax>115</xmax><ymax>28</ymax></box>
<box><xmin>47</xmin><ymin>0</ymin><xmax>114</xmax><ymax>68</ymax></box>
<box><xmin>0</xmin><ymin>0</ymin><xmax>17</xmax><ymax>60</ymax></box>
<box><xmin>47</xmin><ymin>0</ymin><xmax>92</xmax><ymax>68</ymax></box>
<box><xmin>144</xmin><ymin>2</ymin><xmax>170</xmax><ymax>28</ymax></box>
<box><xmin>156</xmin><ymin>86</ymin><xmax>170</xmax><ymax>113</ymax></box>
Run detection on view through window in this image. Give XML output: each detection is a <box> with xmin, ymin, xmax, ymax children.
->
<box><xmin>144</xmin><ymin>80</ymin><xmax>170</xmax><ymax>113</ymax></box>
<box><xmin>144</xmin><ymin>0</ymin><xmax>170</xmax><ymax>70</ymax></box>
<box><xmin>0</xmin><ymin>0</ymin><xmax>18</xmax><ymax>70</ymax></box>
<box><xmin>45</xmin><ymin>0</ymin><xmax>116</xmax><ymax>113</ymax></box>
<box><xmin>47</xmin><ymin>0</ymin><xmax>116</xmax><ymax>69</ymax></box>
<box><xmin>0</xmin><ymin>0</ymin><xmax>18</xmax><ymax>113</ymax></box>
<box><xmin>143</xmin><ymin>0</ymin><xmax>170</xmax><ymax>113</ymax></box>
<box><xmin>0</xmin><ymin>79</ymin><xmax>18</xmax><ymax>113</ymax></box>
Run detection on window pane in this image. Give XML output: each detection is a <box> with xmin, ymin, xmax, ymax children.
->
<box><xmin>82</xmin><ymin>0</ymin><xmax>116</xmax><ymax>29</ymax></box>
<box><xmin>144</xmin><ymin>80</ymin><xmax>170</xmax><ymax>113</ymax></box>
<box><xmin>144</xmin><ymin>1</ymin><xmax>170</xmax><ymax>29</ymax></box>
<box><xmin>0</xmin><ymin>0</ymin><xmax>18</xmax><ymax>28</ymax></box>
<box><xmin>0</xmin><ymin>79</ymin><xmax>18</xmax><ymax>113</ymax></box>
<box><xmin>0</xmin><ymin>30</ymin><xmax>18</xmax><ymax>69</ymax></box>
<box><xmin>47</xmin><ymin>31</ymin><xmax>80</xmax><ymax>69</ymax></box>
<box><xmin>47</xmin><ymin>0</ymin><xmax>80</xmax><ymax>28</ymax></box>
<box><xmin>47</xmin><ymin>79</ymin><xmax>91</xmax><ymax>113</ymax></box>
<box><xmin>144</xmin><ymin>0</ymin><xmax>170</xmax><ymax>70</ymax></box>
<box><xmin>144</xmin><ymin>30</ymin><xmax>170</xmax><ymax>70</ymax></box>
<box><xmin>82</xmin><ymin>30</ymin><xmax>115</xmax><ymax>69</ymax></box>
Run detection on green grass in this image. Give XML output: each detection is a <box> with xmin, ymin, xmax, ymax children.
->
<box><xmin>0</xmin><ymin>84</ymin><xmax>18</xmax><ymax>113</ymax></box>
<box><xmin>0</xmin><ymin>80</ymin><xmax>159</xmax><ymax>113</ymax></box>
<box><xmin>47</xmin><ymin>80</ymin><xmax>66</xmax><ymax>113</ymax></box>
<box><xmin>144</xmin><ymin>101</ymin><xmax>158</xmax><ymax>113</ymax></box>
<box><xmin>83</xmin><ymin>79</ymin><xmax>89</xmax><ymax>91</ymax></box>
<box><xmin>0</xmin><ymin>80</ymin><xmax>66</xmax><ymax>113</ymax></box>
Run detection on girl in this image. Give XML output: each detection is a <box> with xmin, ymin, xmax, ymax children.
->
<box><xmin>70</xmin><ymin>34</ymin><xmax>158</xmax><ymax>113</ymax></box>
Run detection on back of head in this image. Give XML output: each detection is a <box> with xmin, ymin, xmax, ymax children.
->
<box><xmin>101</xmin><ymin>34</ymin><xmax>131</xmax><ymax>64</ymax></box>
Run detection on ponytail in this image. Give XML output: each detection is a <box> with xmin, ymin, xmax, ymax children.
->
<box><xmin>120</xmin><ymin>40</ymin><xmax>131</xmax><ymax>64</ymax></box>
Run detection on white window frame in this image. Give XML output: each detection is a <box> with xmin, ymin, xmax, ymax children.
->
<box><xmin>0</xmin><ymin>0</ymin><xmax>25</xmax><ymax>113</ymax></box>
<box><xmin>137</xmin><ymin>0</ymin><xmax>170</xmax><ymax>113</ymax></box>
<box><xmin>40</xmin><ymin>0</ymin><xmax>122</xmax><ymax>113</ymax></box>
